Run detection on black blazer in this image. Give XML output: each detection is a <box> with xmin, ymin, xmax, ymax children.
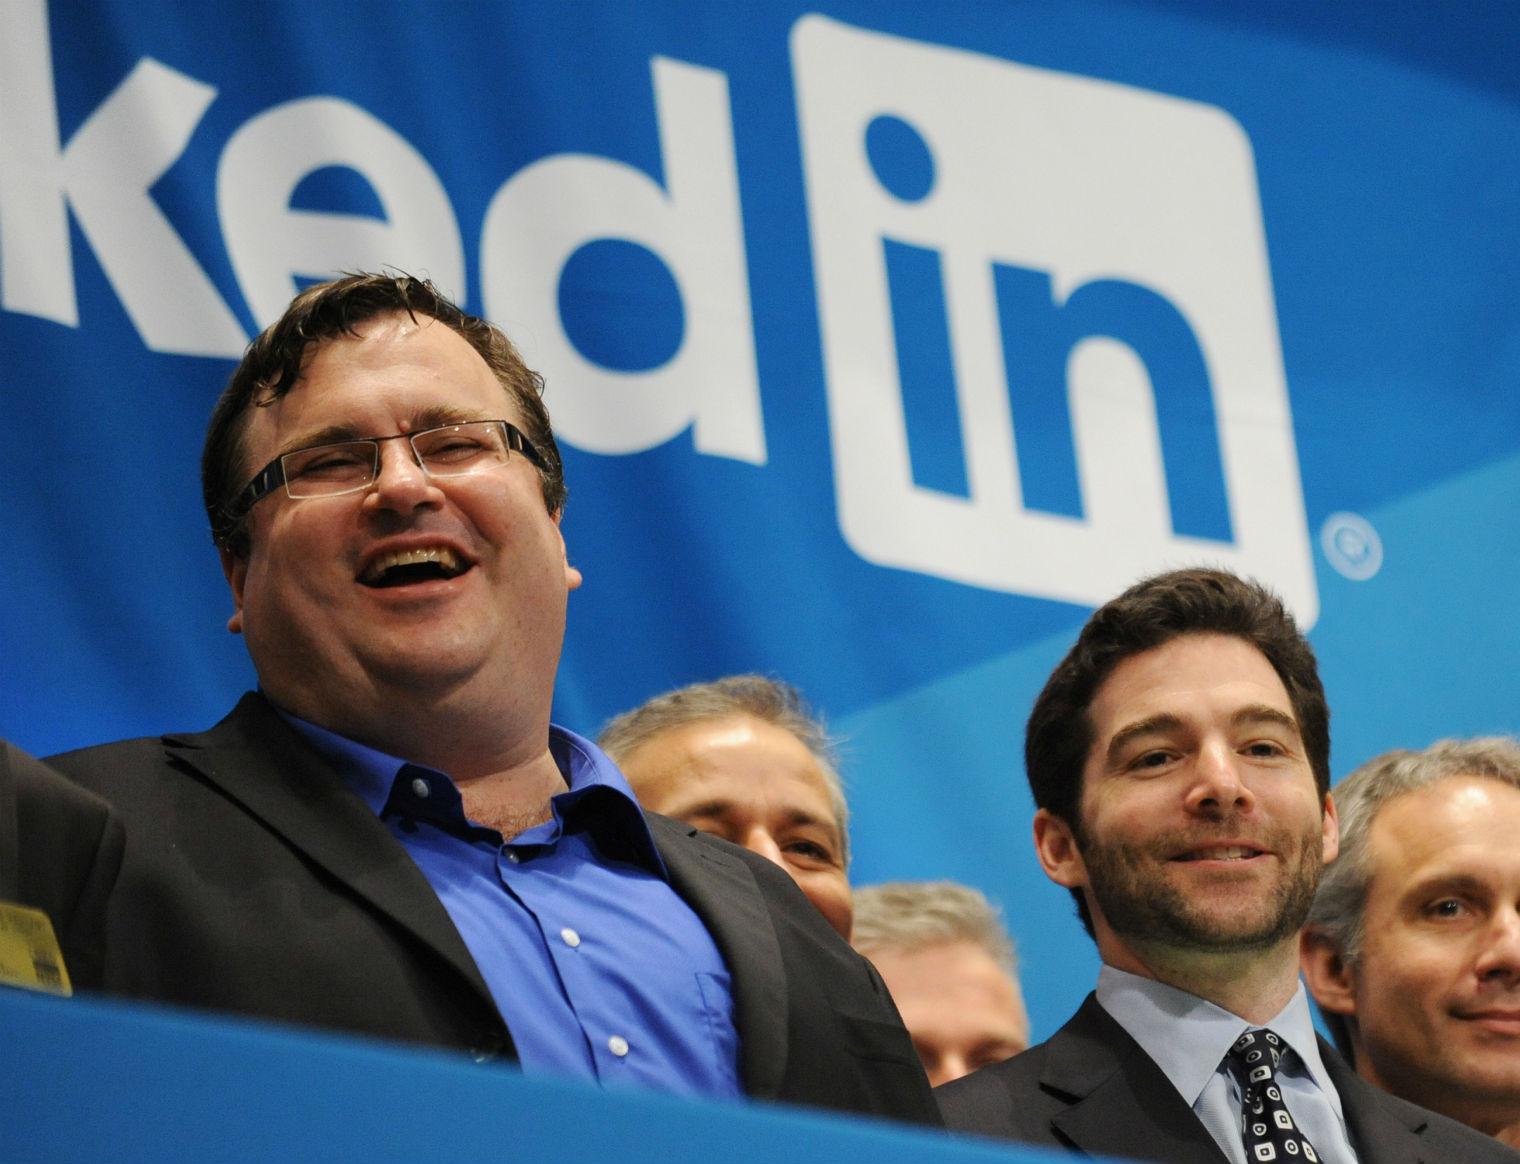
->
<box><xmin>49</xmin><ymin>693</ymin><xmax>939</xmax><ymax>1125</ymax></box>
<box><xmin>0</xmin><ymin>740</ymin><xmax>123</xmax><ymax>990</ymax></box>
<box><xmin>937</xmin><ymin>993</ymin><xmax>1518</xmax><ymax>1162</ymax></box>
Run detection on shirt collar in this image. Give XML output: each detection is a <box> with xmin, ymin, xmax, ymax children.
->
<box><xmin>276</xmin><ymin>708</ymin><xmax>667</xmax><ymax>876</ymax></box>
<box><xmin>1095</xmin><ymin>965</ymin><xmax>1342</xmax><ymax>1114</ymax></box>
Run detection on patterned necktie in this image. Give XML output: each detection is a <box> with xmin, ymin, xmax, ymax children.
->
<box><xmin>1224</xmin><ymin>1029</ymin><xmax>1322</xmax><ymax>1163</ymax></box>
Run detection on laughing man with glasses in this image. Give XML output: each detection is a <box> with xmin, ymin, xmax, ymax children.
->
<box><xmin>46</xmin><ymin>273</ymin><xmax>940</xmax><ymax>1124</ymax></box>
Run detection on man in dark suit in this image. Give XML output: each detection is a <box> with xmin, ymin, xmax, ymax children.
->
<box><xmin>938</xmin><ymin>568</ymin><xmax>1517</xmax><ymax>1161</ymax></box>
<box><xmin>0</xmin><ymin>741</ymin><xmax>122</xmax><ymax>991</ymax></box>
<box><xmin>49</xmin><ymin>273</ymin><xmax>937</xmax><ymax>1124</ymax></box>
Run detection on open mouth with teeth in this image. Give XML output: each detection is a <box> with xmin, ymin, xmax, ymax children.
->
<box><xmin>360</xmin><ymin>546</ymin><xmax>472</xmax><ymax>589</ymax></box>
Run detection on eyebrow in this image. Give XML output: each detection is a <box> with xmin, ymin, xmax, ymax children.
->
<box><xmin>1231</xmin><ymin>704</ymin><xmax>1301</xmax><ymax>738</ymax></box>
<box><xmin>1104</xmin><ymin>714</ymin><xmax>1184</xmax><ymax>768</ymax></box>
<box><xmin>275</xmin><ymin>405</ymin><xmax>489</xmax><ymax>460</ymax></box>
<box><xmin>1401</xmin><ymin>871</ymin><xmax>1490</xmax><ymax>903</ymax></box>
<box><xmin>1103</xmin><ymin>704</ymin><xmax>1301</xmax><ymax>767</ymax></box>
<box><xmin>672</xmin><ymin>798</ymin><xmax>736</xmax><ymax>819</ymax></box>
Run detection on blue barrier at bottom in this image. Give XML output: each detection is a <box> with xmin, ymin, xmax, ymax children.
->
<box><xmin>0</xmin><ymin>986</ymin><xmax>1099</xmax><ymax>1164</ymax></box>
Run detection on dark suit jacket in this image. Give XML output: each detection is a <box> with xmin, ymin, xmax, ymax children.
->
<box><xmin>49</xmin><ymin>693</ymin><xmax>939</xmax><ymax>1125</ymax></box>
<box><xmin>0</xmin><ymin>741</ymin><xmax>123</xmax><ymax>990</ymax></box>
<box><xmin>937</xmin><ymin>993</ymin><xmax>1519</xmax><ymax>1162</ymax></box>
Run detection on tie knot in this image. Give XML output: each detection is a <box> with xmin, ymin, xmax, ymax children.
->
<box><xmin>1225</xmin><ymin>1028</ymin><xmax>1287</xmax><ymax>1089</ymax></box>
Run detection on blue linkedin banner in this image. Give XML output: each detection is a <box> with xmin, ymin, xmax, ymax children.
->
<box><xmin>1</xmin><ymin>1</ymin><xmax>1517</xmax><ymax>1037</ymax></box>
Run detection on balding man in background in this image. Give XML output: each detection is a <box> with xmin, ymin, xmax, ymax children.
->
<box><xmin>600</xmin><ymin>675</ymin><xmax>852</xmax><ymax>939</ymax></box>
<box><xmin>853</xmin><ymin>881</ymin><xmax>1029</xmax><ymax>1086</ymax></box>
<box><xmin>1303</xmin><ymin>737</ymin><xmax>1520</xmax><ymax>1148</ymax></box>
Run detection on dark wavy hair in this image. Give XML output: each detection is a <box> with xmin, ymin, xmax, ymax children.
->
<box><xmin>203</xmin><ymin>272</ymin><xmax>565</xmax><ymax>556</ymax></box>
<box><xmin>1026</xmin><ymin>568</ymin><xmax>1330</xmax><ymax>937</ymax></box>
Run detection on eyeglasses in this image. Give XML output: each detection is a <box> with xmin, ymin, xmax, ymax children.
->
<box><xmin>219</xmin><ymin>420</ymin><xmax>544</xmax><ymax>539</ymax></box>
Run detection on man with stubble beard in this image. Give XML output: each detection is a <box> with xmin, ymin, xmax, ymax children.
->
<box><xmin>938</xmin><ymin>568</ymin><xmax>1517</xmax><ymax>1163</ymax></box>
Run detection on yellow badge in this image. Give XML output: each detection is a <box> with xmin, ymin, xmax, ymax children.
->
<box><xmin>0</xmin><ymin>901</ymin><xmax>73</xmax><ymax>996</ymax></box>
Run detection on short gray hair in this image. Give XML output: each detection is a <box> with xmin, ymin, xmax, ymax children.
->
<box><xmin>598</xmin><ymin>674</ymin><xmax>848</xmax><ymax>863</ymax></box>
<box><xmin>851</xmin><ymin>881</ymin><xmax>1017</xmax><ymax>973</ymax></box>
<box><xmin>1309</xmin><ymin>736</ymin><xmax>1520</xmax><ymax>964</ymax></box>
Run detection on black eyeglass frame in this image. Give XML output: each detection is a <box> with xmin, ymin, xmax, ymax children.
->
<box><xmin>216</xmin><ymin>420</ymin><xmax>545</xmax><ymax>542</ymax></box>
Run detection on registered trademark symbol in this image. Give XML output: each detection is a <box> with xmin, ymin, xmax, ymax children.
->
<box><xmin>1319</xmin><ymin>511</ymin><xmax>1383</xmax><ymax>580</ymax></box>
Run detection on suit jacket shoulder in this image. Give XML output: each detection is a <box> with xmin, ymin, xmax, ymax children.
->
<box><xmin>48</xmin><ymin>694</ymin><xmax>512</xmax><ymax>1058</ymax></box>
<box><xmin>646</xmin><ymin>812</ymin><xmax>941</xmax><ymax>1126</ymax></box>
<box><xmin>939</xmin><ymin>992</ymin><xmax>1520</xmax><ymax>1163</ymax></box>
<box><xmin>937</xmin><ymin>993</ymin><xmax>1227</xmax><ymax>1163</ymax></box>
<box><xmin>1321</xmin><ymin>1040</ymin><xmax>1520</xmax><ymax>1163</ymax></box>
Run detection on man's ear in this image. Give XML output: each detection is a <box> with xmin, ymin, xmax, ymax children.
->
<box><xmin>553</xmin><ymin>509</ymin><xmax>583</xmax><ymax>591</ymax></box>
<box><xmin>1320</xmin><ymin>792</ymin><xmax>1341</xmax><ymax>865</ymax></box>
<box><xmin>1033</xmin><ymin>808</ymin><xmax>1087</xmax><ymax>890</ymax></box>
<box><xmin>219</xmin><ymin>545</ymin><xmax>247</xmax><ymax>635</ymax></box>
<box><xmin>1300</xmin><ymin>928</ymin><xmax>1357</xmax><ymax>1017</ymax></box>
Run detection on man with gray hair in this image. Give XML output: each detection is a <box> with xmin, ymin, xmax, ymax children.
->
<box><xmin>1302</xmin><ymin>737</ymin><xmax>1520</xmax><ymax>1148</ymax></box>
<box><xmin>852</xmin><ymin>881</ymin><xmax>1029</xmax><ymax>1086</ymax></box>
<box><xmin>600</xmin><ymin>675</ymin><xmax>852</xmax><ymax>939</ymax></box>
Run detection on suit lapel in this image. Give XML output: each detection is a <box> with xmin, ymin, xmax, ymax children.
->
<box><xmin>1321</xmin><ymin>1039</ymin><xmax>1428</xmax><ymax>1164</ymax></box>
<box><xmin>1044</xmin><ymin>996</ymin><xmax>1230</xmax><ymax>1164</ymax></box>
<box><xmin>1045</xmin><ymin>1008</ymin><xmax>1434</xmax><ymax>1164</ymax></box>
<box><xmin>647</xmin><ymin>814</ymin><xmax>789</xmax><ymax>1099</ymax></box>
<box><xmin>167</xmin><ymin>693</ymin><xmax>495</xmax><ymax>1006</ymax></box>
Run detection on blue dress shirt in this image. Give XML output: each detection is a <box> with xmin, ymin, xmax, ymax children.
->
<box><xmin>283</xmin><ymin>712</ymin><xmax>741</xmax><ymax>1100</ymax></box>
<box><xmin>1096</xmin><ymin>966</ymin><xmax>1357</xmax><ymax>1164</ymax></box>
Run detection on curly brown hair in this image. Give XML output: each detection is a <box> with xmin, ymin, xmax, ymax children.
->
<box><xmin>204</xmin><ymin>272</ymin><xmax>566</xmax><ymax>556</ymax></box>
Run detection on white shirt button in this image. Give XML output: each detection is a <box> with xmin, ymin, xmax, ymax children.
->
<box><xmin>560</xmin><ymin>928</ymin><xmax>581</xmax><ymax>948</ymax></box>
<box><xmin>505</xmin><ymin>851</ymin><xmax>520</xmax><ymax>864</ymax></box>
<box><xmin>410</xmin><ymin>777</ymin><xmax>430</xmax><ymax>798</ymax></box>
<box><xmin>607</xmin><ymin>1035</ymin><xmax>629</xmax><ymax>1058</ymax></box>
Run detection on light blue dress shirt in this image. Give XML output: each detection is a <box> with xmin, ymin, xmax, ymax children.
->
<box><xmin>1096</xmin><ymin>966</ymin><xmax>1358</xmax><ymax>1164</ymax></box>
<box><xmin>283</xmin><ymin>712</ymin><xmax>741</xmax><ymax>1100</ymax></box>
